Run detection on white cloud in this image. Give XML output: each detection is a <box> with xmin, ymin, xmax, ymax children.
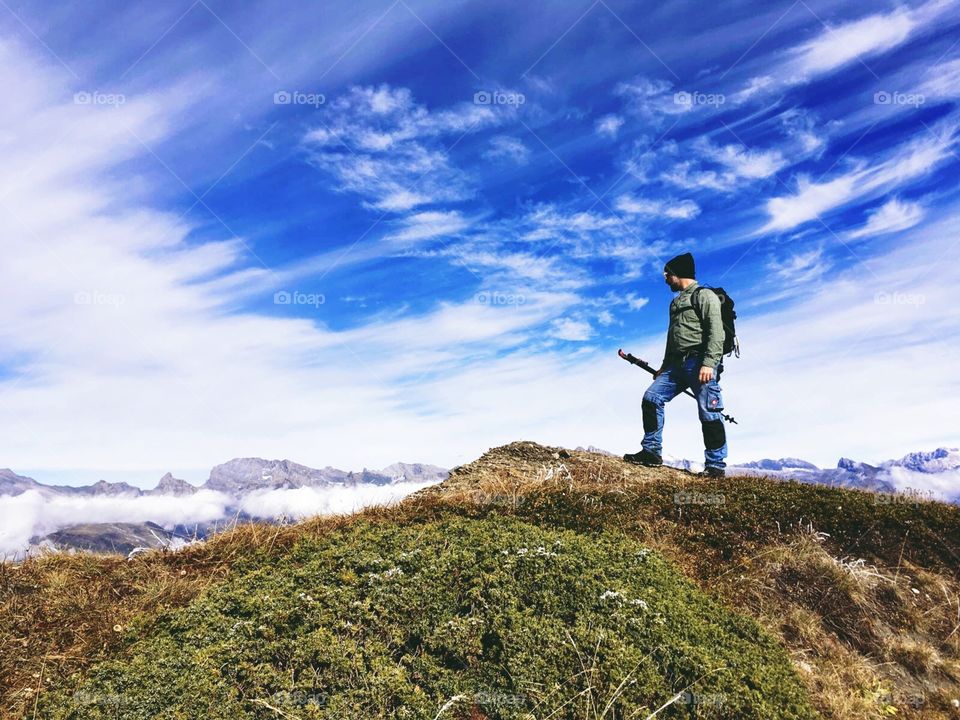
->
<box><xmin>763</xmin><ymin>173</ymin><xmax>858</xmax><ymax>232</ymax></box>
<box><xmin>700</xmin><ymin>139</ymin><xmax>787</xmax><ymax>179</ymax></box>
<box><xmin>659</xmin><ymin>139</ymin><xmax>786</xmax><ymax>193</ymax></box>
<box><xmin>305</xmin><ymin>84</ymin><xmax>508</xmax><ymax>212</ymax></box>
<box><xmin>615</xmin><ymin>77</ymin><xmax>680</xmax><ymax>118</ymax></box>
<box><xmin>482</xmin><ymin>135</ymin><xmax>530</xmax><ymax>165</ymax></box>
<box><xmin>385</xmin><ymin>210</ymin><xmax>471</xmax><ymax>244</ymax></box>
<box><xmin>920</xmin><ymin>56</ymin><xmax>960</xmax><ymax>99</ymax></box>
<box><xmin>779</xmin><ymin>109</ymin><xmax>828</xmax><ymax>158</ymax></box>
<box><xmin>614</xmin><ymin>194</ymin><xmax>700</xmax><ymax>219</ymax></box>
<box><xmin>0</xmin><ymin>489</ymin><xmax>230</xmax><ymax>557</ymax></box>
<box><xmin>549</xmin><ymin>318</ymin><xmax>594</xmax><ymax>341</ymax></box>
<box><xmin>0</xmin><ymin>481</ymin><xmax>443</xmax><ymax>557</ymax></box>
<box><xmin>738</xmin><ymin>0</ymin><xmax>953</xmax><ymax>97</ymax></box>
<box><xmin>595</xmin><ymin>114</ymin><xmax>625</xmax><ymax>139</ymax></box>
<box><xmin>765</xmin><ymin>245</ymin><xmax>828</xmax><ymax>284</ymax></box>
<box><xmin>848</xmin><ymin>198</ymin><xmax>925</xmax><ymax>239</ymax></box>
<box><xmin>886</xmin><ymin>467</ymin><xmax>960</xmax><ymax>501</ymax></box>
<box><xmin>788</xmin><ymin>7</ymin><xmax>915</xmax><ymax>80</ymax></box>
<box><xmin>238</xmin><ymin>481</ymin><xmax>436</xmax><ymax>520</ymax></box>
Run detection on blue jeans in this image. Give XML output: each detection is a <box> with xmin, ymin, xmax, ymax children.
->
<box><xmin>640</xmin><ymin>355</ymin><xmax>727</xmax><ymax>469</ymax></box>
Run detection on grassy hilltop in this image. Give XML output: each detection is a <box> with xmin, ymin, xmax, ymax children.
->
<box><xmin>2</xmin><ymin>442</ymin><xmax>959</xmax><ymax>719</ymax></box>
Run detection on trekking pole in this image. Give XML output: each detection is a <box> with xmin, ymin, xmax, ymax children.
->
<box><xmin>618</xmin><ymin>349</ymin><xmax>738</xmax><ymax>424</ymax></box>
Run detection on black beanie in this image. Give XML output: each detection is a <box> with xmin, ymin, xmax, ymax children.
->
<box><xmin>664</xmin><ymin>252</ymin><xmax>695</xmax><ymax>279</ymax></box>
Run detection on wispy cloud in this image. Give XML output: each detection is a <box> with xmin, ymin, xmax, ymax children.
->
<box><xmin>738</xmin><ymin>0</ymin><xmax>955</xmax><ymax>95</ymax></box>
<box><xmin>848</xmin><ymin>198</ymin><xmax>925</xmax><ymax>238</ymax></box>
<box><xmin>595</xmin><ymin>114</ymin><xmax>624</xmax><ymax>139</ymax></box>
<box><xmin>482</xmin><ymin>135</ymin><xmax>530</xmax><ymax>164</ymax></box>
<box><xmin>761</xmin><ymin>123</ymin><xmax>956</xmax><ymax>233</ymax></box>
<box><xmin>614</xmin><ymin>194</ymin><xmax>700</xmax><ymax>219</ymax></box>
<box><xmin>304</xmin><ymin>84</ymin><xmax>508</xmax><ymax>212</ymax></box>
<box><xmin>660</xmin><ymin>138</ymin><xmax>786</xmax><ymax>192</ymax></box>
<box><xmin>765</xmin><ymin>244</ymin><xmax>829</xmax><ymax>284</ymax></box>
<box><xmin>549</xmin><ymin>317</ymin><xmax>594</xmax><ymax>341</ymax></box>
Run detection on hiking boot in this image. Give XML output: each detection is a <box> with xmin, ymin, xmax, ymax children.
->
<box><xmin>699</xmin><ymin>466</ymin><xmax>725</xmax><ymax>479</ymax></box>
<box><xmin>623</xmin><ymin>449</ymin><xmax>663</xmax><ymax>467</ymax></box>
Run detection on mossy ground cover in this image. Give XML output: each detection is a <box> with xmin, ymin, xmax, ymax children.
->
<box><xmin>38</xmin><ymin>516</ymin><xmax>816</xmax><ymax>719</ymax></box>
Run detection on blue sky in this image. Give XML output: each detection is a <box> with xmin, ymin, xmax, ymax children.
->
<box><xmin>1</xmin><ymin>0</ymin><xmax>959</xmax><ymax>485</ymax></box>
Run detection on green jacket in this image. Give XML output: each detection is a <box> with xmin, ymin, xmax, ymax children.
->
<box><xmin>661</xmin><ymin>281</ymin><xmax>724</xmax><ymax>369</ymax></box>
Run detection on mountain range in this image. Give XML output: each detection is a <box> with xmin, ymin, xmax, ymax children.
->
<box><xmin>0</xmin><ymin>458</ymin><xmax>449</xmax><ymax>499</ymax></box>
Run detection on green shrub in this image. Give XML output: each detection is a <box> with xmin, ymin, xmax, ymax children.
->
<box><xmin>40</xmin><ymin>516</ymin><xmax>815</xmax><ymax>719</ymax></box>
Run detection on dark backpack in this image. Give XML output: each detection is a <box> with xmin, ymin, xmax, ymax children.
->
<box><xmin>690</xmin><ymin>285</ymin><xmax>740</xmax><ymax>358</ymax></box>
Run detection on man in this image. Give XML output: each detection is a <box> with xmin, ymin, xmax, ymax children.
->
<box><xmin>623</xmin><ymin>252</ymin><xmax>728</xmax><ymax>478</ymax></box>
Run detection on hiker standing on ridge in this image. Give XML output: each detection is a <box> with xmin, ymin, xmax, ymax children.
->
<box><xmin>624</xmin><ymin>252</ymin><xmax>728</xmax><ymax>478</ymax></box>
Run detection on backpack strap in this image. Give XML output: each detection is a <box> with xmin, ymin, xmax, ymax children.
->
<box><xmin>677</xmin><ymin>286</ymin><xmax>706</xmax><ymax>323</ymax></box>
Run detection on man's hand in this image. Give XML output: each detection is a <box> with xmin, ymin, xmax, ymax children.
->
<box><xmin>654</xmin><ymin>366</ymin><xmax>667</xmax><ymax>379</ymax></box>
<box><xmin>698</xmin><ymin>365</ymin><xmax>714</xmax><ymax>384</ymax></box>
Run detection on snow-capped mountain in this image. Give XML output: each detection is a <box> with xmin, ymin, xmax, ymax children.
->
<box><xmin>662</xmin><ymin>454</ymin><xmax>702</xmax><ymax>473</ymax></box>
<box><xmin>884</xmin><ymin>448</ymin><xmax>960</xmax><ymax>474</ymax></box>
<box><xmin>588</xmin><ymin>446</ymin><xmax>959</xmax><ymax>502</ymax></box>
